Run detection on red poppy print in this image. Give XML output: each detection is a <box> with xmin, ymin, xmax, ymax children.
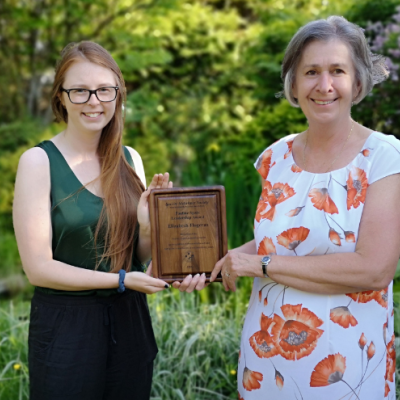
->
<box><xmin>274</xmin><ymin>304</ymin><xmax>324</xmax><ymax>361</ymax></box>
<box><xmin>255</xmin><ymin>198</ymin><xmax>269</xmax><ymax>223</ymax></box>
<box><xmin>385</xmin><ymin>334</ymin><xmax>396</xmax><ymax>397</ymax></box>
<box><xmin>385</xmin><ymin>382</ymin><xmax>390</xmax><ymax>397</ymax></box>
<box><xmin>262</xmin><ymin>181</ymin><xmax>296</xmax><ymax>221</ymax></box>
<box><xmin>249</xmin><ymin>314</ymin><xmax>280</xmax><ymax>359</ymax></box>
<box><xmin>257</xmin><ymin>286</ymin><xmax>269</xmax><ymax>306</ymax></box>
<box><xmin>291</xmin><ymin>164</ymin><xmax>302</xmax><ymax>173</ymax></box>
<box><xmin>347</xmin><ymin>290</ymin><xmax>375</xmax><ymax>304</ymax></box>
<box><xmin>358</xmin><ymin>333</ymin><xmax>367</xmax><ymax>349</ymax></box>
<box><xmin>375</xmin><ymin>288</ymin><xmax>389</xmax><ymax>308</ymax></box>
<box><xmin>386</xmin><ymin>334</ymin><xmax>396</xmax><ymax>368</ymax></box>
<box><xmin>367</xmin><ymin>342</ymin><xmax>375</xmax><ymax>360</ymax></box>
<box><xmin>250</xmin><ymin>305</ymin><xmax>324</xmax><ymax>361</ymax></box>
<box><xmin>383</xmin><ymin>321</ymin><xmax>388</xmax><ymax>344</ymax></box>
<box><xmin>256</xmin><ymin>149</ymin><xmax>273</xmax><ymax>180</ymax></box>
<box><xmin>344</xmin><ymin>231</ymin><xmax>355</xmax><ymax>243</ymax></box>
<box><xmin>243</xmin><ymin>367</ymin><xmax>263</xmax><ymax>391</ymax></box>
<box><xmin>285</xmin><ymin>206</ymin><xmax>304</xmax><ymax>217</ymax></box>
<box><xmin>275</xmin><ymin>370</ymin><xmax>284</xmax><ymax>390</ymax></box>
<box><xmin>284</xmin><ymin>140</ymin><xmax>293</xmax><ymax>159</ymax></box>
<box><xmin>238</xmin><ymin>393</ymin><xmax>244</xmax><ymax>400</ymax></box>
<box><xmin>361</xmin><ymin>149</ymin><xmax>370</xmax><ymax>157</ymax></box>
<box><xmin>250</xmin><ymin>329</ymin><xmax>275</xmax><ymax>359</ymax></box>
<box><xmin>346</xmin><ymin>287</ymin><xmax>388</xmax><ymax>308</ymax></box>
<box><xmin>277</xmin><ymin>227</ymin><xmax>310</xmax><ymax>254</ymax></box>
<box><xmin>329</xmin><ymin>228</ymin><xmax>342</xmax><ymax>246</ymax></box>
<box><xmin>309</xmin><ymin>188</ymin><xmax>338</xmax><ymax>214</ymax></box>
<box><xmin>310</xmin><ymin>353</ymin><xmax>346</xmax><ymax>387</ymax></box>
<box><xmin>347</xmin><ymin>167</ymin><xmax>368</xmax><ymax>210</ymax></box>
<box><xmin>258</xmin><ymin>237</ymin><xmax>276</xmax><ymax>256</ymax></box>
<box><xmin>266</xmin><ymin>182</ymin><xmax>296</xmax><ymax>205</ymax></box>
<box><xmin>330</xmin><ymin>306</ymin><xmax>358</xmax><ymax>328</ymax></box>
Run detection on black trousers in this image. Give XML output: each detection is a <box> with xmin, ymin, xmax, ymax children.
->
<box><xmin>28</xmin><ymin>289</ymin><xmax>158</xmax><ymax>400</ymax></box>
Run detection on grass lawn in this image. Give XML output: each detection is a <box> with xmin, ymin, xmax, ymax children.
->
<box><xmin>0</xmin><ymin>279</ymin><xmax>399</xmax><ymax>399</ymax></box>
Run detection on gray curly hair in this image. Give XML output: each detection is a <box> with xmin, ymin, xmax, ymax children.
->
<box><xmin>279</xmin><ymin>16</ymin><xmax>389</xmax><ymax>107</ymax></box>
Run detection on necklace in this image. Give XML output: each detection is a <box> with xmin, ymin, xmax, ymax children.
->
<box><xmin>302</xmin><ymin>120</ymin><xmax>354</xmax><ymax>173</ymax></box>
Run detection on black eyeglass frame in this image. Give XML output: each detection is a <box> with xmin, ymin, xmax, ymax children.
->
<box><xmin>61</xmin><ymin>86</ymin><xmax>119</xmax><ymax>104</ymax></box>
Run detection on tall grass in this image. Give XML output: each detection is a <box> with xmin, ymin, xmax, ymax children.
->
<box><xmin>1</xmin><ymin>278</ymin><xmax>400</xmax><ymax>399</ymax></box>
<box><xmin>0</xmin><ymin>300</ymin><xmax>29</xmax><ymax>400</ymax></box>
<box><xmin>149</xmin><ymin>283</ymin><xmax>250</xmax><ymax>399</ymax></box>
<box><xmin>0</xmin><ymin>281</ymin><xmax>252</xmax><ymax>400</ymax></box>
<box><xmin>0</xmin><ymin>231</ymin><xmax>21</xmax><ymax>279</ymax></box>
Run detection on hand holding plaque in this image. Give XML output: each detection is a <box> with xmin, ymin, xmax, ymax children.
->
<box><xmin>149</xmin><ymin>187</ymin><xmax>227</xmax><ymax>282</ymax></box>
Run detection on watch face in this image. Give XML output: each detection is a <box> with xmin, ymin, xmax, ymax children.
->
<box><xmin>262</xmin><ymin>256</ymin><xmax>270</xmax><ymax>264</ymax></box>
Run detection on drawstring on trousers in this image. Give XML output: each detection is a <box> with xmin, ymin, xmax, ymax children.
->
<box><xmin>103</xmin><ymin>304</ymin><xmax>117</xmax><ymax>344</ymax></box>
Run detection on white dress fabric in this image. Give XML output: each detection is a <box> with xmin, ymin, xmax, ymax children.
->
<box><xmin>237</xmin><ymin>132</ymin><xmax>399</xmax><ymax>400</ymax></box>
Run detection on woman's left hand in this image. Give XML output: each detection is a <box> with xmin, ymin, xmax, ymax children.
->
<box><xmin>211</xmin><ymin>251</ymin><xmax>260</xmax><ymax>292</ymax></box>
<box><xmin>211</xmin><ymin>252</ymin><xmax>238</xmax><ymax>292</ymax></box>
<box><xmin>146</xmin><ymin>262</ymin><xmax>208</xmax><ymax>292</ymax></box>
<box><xmin>172</xmin><ymin>273</ymin><xmax>208</xmax><ymax>292</ymax></box>
<box><xmin>137</xmin><ymin>173</ymin><xmax>173</xmax><ymax>227</ymax></box>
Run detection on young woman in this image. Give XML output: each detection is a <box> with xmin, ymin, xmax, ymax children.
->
<box><xmin>13</xmin><ymin>41</ymin><xmax>172</xmax><ymax>400</ymax></box>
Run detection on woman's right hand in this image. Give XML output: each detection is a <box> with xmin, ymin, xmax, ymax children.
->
<box><xmin>137</xmin><ymin>173</ymin><xmax>173</xmax><ymax>228</ymax></box>
<box><xmin>124</xmin><ymin>269</ymin><xmax>169</xmax><ymax>294</ymax></box>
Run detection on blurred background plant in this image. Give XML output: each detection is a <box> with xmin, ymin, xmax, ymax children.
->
<box><xmin>0</xmin><ymin>0</ymin><xmax>399</xmax><ymax>398</ymax></box>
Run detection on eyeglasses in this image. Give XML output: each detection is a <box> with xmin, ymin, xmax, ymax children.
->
<box><xmin>61</xmin><ymin>86</ymin><xmax>119</xmax><ymax>104</ymax></box>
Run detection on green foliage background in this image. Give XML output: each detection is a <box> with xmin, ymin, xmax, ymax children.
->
<box><xmin>0</xmin><ymin>0</ymin><xmax>399</xmax><ymax>398</ymax></box>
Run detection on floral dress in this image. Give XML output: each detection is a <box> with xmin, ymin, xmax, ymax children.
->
<box><xmin>237</xmin><ymin>131</ymin><xmax>399</xmax><ymax>400</ymax></box>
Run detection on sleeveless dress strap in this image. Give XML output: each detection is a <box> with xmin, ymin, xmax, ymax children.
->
<box><xmin>123</xmin><ymin>146</ymin><xmax>135</xmax><ymax>170</ymax></box>
<box><xmin>36</xmin><ymin>140</ymin><xmax>84</xmax><ymax>208</ymax></box>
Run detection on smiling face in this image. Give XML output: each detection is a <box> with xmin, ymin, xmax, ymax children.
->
<box><xmin>60</xmin><ymin>60</ymin><xmax>118</xmax><ymax>136</ymax></box>
<box><xmin>292</xmin><ymin>39</ymin><xmax>360</xmax><ymax>125</ymax></box>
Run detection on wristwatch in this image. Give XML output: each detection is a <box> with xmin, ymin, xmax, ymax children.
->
<box><xmin>261</xmin><ymin>256</ymin><xmax>271</xmax><ymax>278</ymax></box>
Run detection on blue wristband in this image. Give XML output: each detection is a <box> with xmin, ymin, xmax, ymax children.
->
<box><xmin>117</xmin><ymin>269</ymin><xmax>126</xmax><ymax>293</ymax></box>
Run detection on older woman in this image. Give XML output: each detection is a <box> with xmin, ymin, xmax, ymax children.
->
<box><xmin>209</xmin><ymin>16</ymin><xmax>400</xmax><ymax>399</ymax></box>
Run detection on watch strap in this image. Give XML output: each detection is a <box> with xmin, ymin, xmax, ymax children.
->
<box><xmin>261</xmin><ymin>256</ymin><xmax>271</xmax><ymax>278</ymax></box>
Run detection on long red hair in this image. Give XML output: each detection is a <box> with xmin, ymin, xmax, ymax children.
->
<box><xmin>51</xmin><ymin>41</ymin><xmax>144</xmax><ymax>273</ymax></box>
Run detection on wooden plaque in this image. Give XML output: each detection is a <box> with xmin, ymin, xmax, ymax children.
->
<box><xmin>149</xmin><ymin>186</ymin><xmax>227</xmax><ymax>282</ymax></box>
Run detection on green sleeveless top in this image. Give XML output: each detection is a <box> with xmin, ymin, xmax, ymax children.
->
<box><xmin>35</xmin><ymin>140</ymin><xmax>144</xmax><ymax>296</ymax></box>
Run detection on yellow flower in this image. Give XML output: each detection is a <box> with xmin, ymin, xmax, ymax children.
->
<box><xmin>230</xmin><ymin>369</ymin><xmax>236</xmax><ymax>375</ymax></box>
<box><xmin>13</xmin><ymin>364</ymin><xmax>21</xmax><ymax>371</ymax></box>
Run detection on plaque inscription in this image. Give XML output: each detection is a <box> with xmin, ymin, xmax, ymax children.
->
<box><xmin>149</xmin><ymin>187</ymin><xmax>227</xmax><ymax>282</ymax></box>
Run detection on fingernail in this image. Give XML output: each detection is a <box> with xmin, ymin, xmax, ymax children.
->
<box><xmin>188</xmin><ymin>274</ymin><xmax>192</xmax><ymax>278</ymax></box>
<box><xmin>195</xmin><ymin>274</ymin><xmax>200</xmax><ymax>277</ymax></box>
<box><xmin>165</xmin><ymin>284</ymin><xmax>169</xmax><ymax>289</ymax></box>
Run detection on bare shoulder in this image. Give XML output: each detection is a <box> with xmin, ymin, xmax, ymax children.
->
<box><xmin>16</xmin><ymin>147</ymin><xmax>50</xmax><ymax>191</ymax></box>
<box><xmin>292</xmin><ymin>132</ymin><xmax>306</xmax><ymax>153</ymax></box>
<box><xmin>18</xmin><ymin>147</ymin><xmax>49</xmax><ymax>170</ymax></box>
